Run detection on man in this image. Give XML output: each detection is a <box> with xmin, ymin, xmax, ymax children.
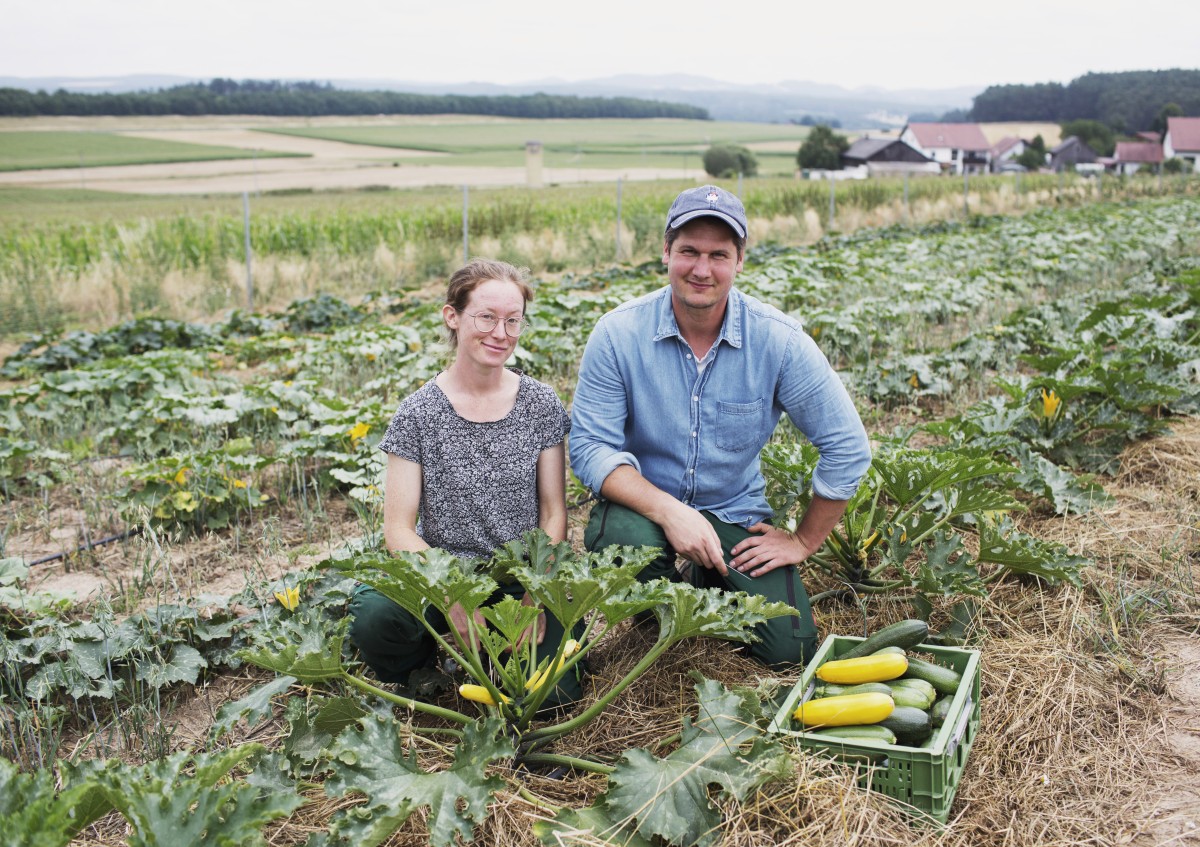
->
<box><xmin>569</xmin><ymin>184</ymin><xmax>871</xmax><ymax>666</ymax></box>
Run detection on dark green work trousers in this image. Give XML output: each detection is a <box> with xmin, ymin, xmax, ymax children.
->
<box><xmin>348</xmin><ymin>581</ymin><xmax>584</xmax><ymax>704</ymax></box>
<box><xmin>584</xmin><ymin>499</ymin><xmax>818</xmax><ymax>667</ymax></box>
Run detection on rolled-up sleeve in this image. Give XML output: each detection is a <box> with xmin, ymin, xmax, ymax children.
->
<box><xmin>777</xmin><ymin>330</ymin><xmax>871</xmax><ymax>501</ymax></box>
<box><xmin>569</xmin><ymin>320</ymin><xmax>642</xmax><ymax>493</ymax></box>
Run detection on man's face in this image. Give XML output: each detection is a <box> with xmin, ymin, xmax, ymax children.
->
<box><xmin>663</xmin><ymin>218</ymin><xmax>744</xmax><ymax>318</ymax></box>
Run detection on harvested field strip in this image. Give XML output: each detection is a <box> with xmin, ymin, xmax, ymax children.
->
<box><xmin>0</xmin><ymin>130</ymin><xmax>304</xmax><ymax>172</ymax></box>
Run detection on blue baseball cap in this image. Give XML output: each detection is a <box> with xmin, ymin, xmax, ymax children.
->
<box><xmin>665</xmin><ymin>184</ymin><xmax>747</xmax><ymax>239</ymax></box>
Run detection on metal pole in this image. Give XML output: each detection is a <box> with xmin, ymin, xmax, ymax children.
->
<box><xmin>462</xmin><ymin>185</ymin><xmax>469</xmax><ymax>263</ymax></box>
<box><xmin>962</xmin><ymin>168</ymin><xmax>969</xmax><ymax>217</ymax></box>
<box><xmin>737</xmin><ymin>171</ymin><xmax>743</xmax><ymax>197</ymax></box>
<box><xmin>78</xmin><ymin>152</ymin><xmax>85</xmax><ymax>190</ymax></box>
<box><xmin>903</xmin><ymin>171</ymin><xmax>909</xmax><ymax>223</ymax></box>
<box><xmin>615</xmin><ymin>177</ymin><xmax>623</xmax><ymax>262</ymax></box>
<box><xmin>242</xmin><ymin>191</ymin><xmax>253</xmax><ymax>309</ymax></box>
<box><xmin>828</xmin><ymin>176</ymin><xmax>835</xmax><ymax>230</ymax></box>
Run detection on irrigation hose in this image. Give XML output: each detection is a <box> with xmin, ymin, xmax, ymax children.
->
<box><xmin>25</xmin><ymin>526</ymin><xmax>143</xmax><ymax>567</ymax></box>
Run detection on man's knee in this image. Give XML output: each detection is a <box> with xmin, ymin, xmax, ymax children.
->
<box><xmin>584</xmin><ymin>500</ymin><xmax>679</xmax><ymax>583</ymax></box>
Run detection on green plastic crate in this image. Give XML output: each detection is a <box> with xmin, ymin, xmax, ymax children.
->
<box><xmin>768</xmin><ymin>633</ymin><xmax>981</xmax><ymax>823</ymax></box>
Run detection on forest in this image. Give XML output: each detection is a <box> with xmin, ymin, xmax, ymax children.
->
<box><xmin>0</xmin><ymin>78</ymin><xmax>711</xmax><ymax>120</ymax></box>
<box><xmin>968</xmin><ymin>69</ymin><xmax>1200</xmax><ymax>131</ymax></box>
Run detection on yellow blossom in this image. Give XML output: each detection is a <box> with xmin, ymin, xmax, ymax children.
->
<box><xmin>810</xmin><ymin>326</ymin><xmax>821</xmax><ymax>337</ymax></box>
<box><xmin>274</xmin><ymin>586</ymin><xmax>301</xmax><ymax>611</ymax></box>
<box><xmin>366</xmin><ymin>352</ymin><xmax>377</xmax><ymax>362</ymax></box>
<box><xmin>283</xmin><ymin>380</ymin><xmax>293</xmax><ymax>387</ymax></box>
<box><xmin>908</xmin><ymin>373</ymin><xmax>920</xmax><ymax>389</ymax></box>
<box><xmin>1040</xmin><ymin>388</ymin><xmax>1062</xmax><ymax>419</ymax></box>
<box><xmin>347</xmin><ymin>421</ymin><xmax>371</xmax><ymax>442</ymax></box>
<box><xmin>233</xmin><ymin>479</ymin><xmax>247</xmax><ymax>489</ymax></box>
<box><xmin>173</xmin><ymin>467</ymin><xmax>189</xmax><ymax>486</ymax></box>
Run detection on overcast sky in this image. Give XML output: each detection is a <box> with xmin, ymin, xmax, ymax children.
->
<box><xmin>3</xmin><ymin>0</ymin><xmax>1197</xmax><ymax>93</ymax></box>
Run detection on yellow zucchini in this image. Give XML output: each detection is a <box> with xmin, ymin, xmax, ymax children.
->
<box><xmin>815</xmin><ymin>652</ymin><xmax>908</xmax><ymax>684</ymax></box>
<box><xmin>793</xmin><ymin>692</ymin><xmax>895</xmax><ymax>727</ymax></box>
<box><xmin>527</xmin><ymin>639</ymin><xmax>581</xmax><ymax>691</ymax></box>
<box><xmin>458</xmin><ymin>684</ymin><xmax>510</xmax><ymax>706</ymax></box>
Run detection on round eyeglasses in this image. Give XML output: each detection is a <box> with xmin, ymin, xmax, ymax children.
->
<box><xmin>461</xmin><ymin>311</ymin><xmax>530</xmax><ymax>337</ymax></box>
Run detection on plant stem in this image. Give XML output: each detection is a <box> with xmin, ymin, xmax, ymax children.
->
<box><xmin>340</xmin><ymin>672</ymin><xmax>473</xmax><ymax>726</ymax></box>
<box><xmin>524</xmin><ymin>635</ymin><xmax>674</xmax><ymax>743</ymax></box>
<box><xmin>515</xmin><ymin>786</ymin><xmax>562</xmax><ymax>813</ymax></box>
<box><xmin>519</xmin><ymin>752</ymin><xmax>615</xmax><ymax>775</ymax></box>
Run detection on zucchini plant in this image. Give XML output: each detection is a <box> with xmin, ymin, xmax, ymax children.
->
<box><xmin>762</xmin><ymin>439</ymin><xmax>1087</xmax><ymax>617</ymax></box>
<box><xmin>238</xmin><ymin>531</ymin><xmax>797</xmax><ymax>846</ymax></box>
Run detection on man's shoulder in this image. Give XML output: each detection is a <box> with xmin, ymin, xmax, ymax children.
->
<box><xmin>732</xmin><ymin>288</ymin><xmax>804</xmax><ymax>335</ymax></box>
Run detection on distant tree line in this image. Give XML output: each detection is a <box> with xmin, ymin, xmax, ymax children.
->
<box><xmin>968</xmin><ymin>69</ymin><xmax>1200</xmax><ymax>132</ymax></box>
<box><xmin>0</xmin><ymin>78</ymin><xmax>711</xmax><ymax>120</ymax></box>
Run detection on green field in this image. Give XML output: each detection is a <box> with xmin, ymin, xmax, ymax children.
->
<box><xmin>0</xmin><ymin>131</ymin><xmax>305</xmax><ymax>172</ymax></box>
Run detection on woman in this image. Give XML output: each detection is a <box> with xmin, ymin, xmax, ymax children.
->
<box><xmin>348</xmin><ymin>258</ymin><xmax>579</xmax><ymax>701</ymax></box>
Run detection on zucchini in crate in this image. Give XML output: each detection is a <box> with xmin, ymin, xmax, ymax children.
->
<box><xmin>812</xmin><ymin>682</ymin><xmax>894</xmax><ymax>698</ymax></box>
<box><xmin>794</xmin><ymin>692</ymin><xmax>895</xmax><ymax>727</ymax></box>
<box><xmin>816</xmin><ymin>652</ymin><xmax>908</xmax><ymax>684</ymax></box>
<box><xmin>879</xmin><ymin>706</ymin><xmax>933</xmax><ymax>745</ymax></box>
<box><xmin>808</xmin><ymin>724</ymin><xmax>898</xmax><ymax>744</ymax></box>
<box><xmin>838</xmin><ymin>619</ymin><xmax>929</xmax><ymax>659</ymax></box>
<box><xmin>904</xmin><ymin>655</ymin><xmax>963</xmax><ymax>695</ymax></box>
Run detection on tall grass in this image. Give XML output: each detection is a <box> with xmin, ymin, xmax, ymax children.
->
<box><xmin>2</xmin><ymin>173</ymin><xmax>1196</xmax><ymax>337</ymax></box>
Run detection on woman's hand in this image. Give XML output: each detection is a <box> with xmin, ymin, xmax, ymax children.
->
<box><xmin>513</xmin><ymin>592</ymin><xmax>547</xmax><ymax>650</ymax></box>
<box><xmin>447</xmin><ymin>601</ymin><xmax>486</xmax><ymax>652</ymax></box>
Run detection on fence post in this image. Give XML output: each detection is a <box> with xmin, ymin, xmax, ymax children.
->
<box><xmin>737</xmin><ymin>171</ymin><xmax>743</xmax><ymax>197</ymax></box>
<box><xmin>462</xmin><ymin>185</ymin><xmax>469</xmax><ymax>263</ymax></box>
<box><xmin>962</xmin><ymin>169</ymin><xmax>969</xmax><ymax>217</ymax></box>
<box><xmin>828</xmin><ymin>176</ymin><xmax>836</xmax><ymax>230</ymax></box>
<box><xmin>615</xmin><ymin>177</ymin><xmax>623</xmax><ymax>262</ymax></box>
<box><xmin>242</xmin><ymin>191</ymin><xmax>254</xmax><ymax>309</ymax></box>
<box><xmin>903</xmin><ymin>171</ymin><xmax>910</xmax><ymax>223</ymax></box>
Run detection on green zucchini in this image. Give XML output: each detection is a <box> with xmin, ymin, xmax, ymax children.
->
<box><xmin>808</xmin><ymin>724</ymin><xmax>898</xmax><ymax>744</ymax></box>
<box><xmin>930</xmin><ymin>695</ymin><xmax>954</xmax><ymax>727</ymax></box>
<box><xmin>839</xmin><ymin>619</ymin><xmax>929</xmax><ymax>660</ymax></box>
<box><xmin>903</xmin><ymin>656</ymin><xmax>963</xmax><ymax>695</ymax></box>
<box><xmin>879</xmin><ymin>706</ymin><xmax>933</xmax><ymax>745</ymax></box>
<box><xmin>885</xmin><ymin>681</ymin><xmax>936</xmax><ymax>710</ymax></box>
<box><xmin>872</xmin><ymin>646</ymin><xmax>907</xmax><ymax>656</ymax></box>
<box><xmin>812</xmin><ymin>682</ymin><xmax>893</xmax><ymax>699</ymax></box>
<box><xmin>890</xmin><ymin>677</ymin><xmax>938</xmax><ymax>702</ymax></box>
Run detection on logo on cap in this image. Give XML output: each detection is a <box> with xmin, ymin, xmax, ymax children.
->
<box><xmin>706</xmin><ymin>191</ymin><xmax>719</xmax><ymax>204</ymax></box>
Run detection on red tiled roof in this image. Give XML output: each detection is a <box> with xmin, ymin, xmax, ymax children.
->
<box><xmin>990</xmin><ymin>136</ymin><xmax>1022</xmax><ymax>157</ymax></box>
<box><xmin>1167</xmin><ymin>116</ymin><xmax>1200</xmax><ymax>152</ymax></box>
<box><xmin>1136</xmin><ymin>131</ymin><xmax>1161</xmax><ymax>143</ymax></box>
<box><xmin>906</xmin><ymin>123</ymin><xmax>990</xmax><ymax>151</ymax></box>
<box><xmin>1115</xmin><ymin>142</ymin><xmax>1163</xmax><ymax>163</ymax></box>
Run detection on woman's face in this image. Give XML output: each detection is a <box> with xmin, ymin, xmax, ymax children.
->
<box><xmin>444</xmin><ymin>278</ymin><xmax>526</xmax><ymax>369</ymax></box>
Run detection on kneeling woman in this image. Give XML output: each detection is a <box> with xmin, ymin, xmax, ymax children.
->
<box><xmin>349</xmin><ymin>258</ymin><xmax>580</xmax><ymax>702</ymax></box>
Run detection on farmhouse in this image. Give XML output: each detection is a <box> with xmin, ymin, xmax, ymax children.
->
<box><xmin>1049</xmin><ymin>136</ymin><xmax>1098</xmax><ymax>173</ymax></box>
<box><xmin>989</xmin><ymin>136</ymin><xmax>1026</xmax><ymax>170</ymax></box>
<box><xmin>900</xmin><ymin>122</ymin><xmax>991</xmax><ymax>175</ymax></box>
<box><xmin>840</xmin><ymin>137</ymin><xmax>939</xmax><ymax>176</ymax></box>
<box><xmin>1164</xmin><ymin>116</ymin><xmax>1200</xmax><ymax>171</ymax></box>
<box><xmin>1112</xmin><ymin>141</ymin><xmax>1163</xmax><ymax>175</ymax></box>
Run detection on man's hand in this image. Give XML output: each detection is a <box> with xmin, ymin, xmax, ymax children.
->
<box><xmin>729</xmin><ymin>523</ymin><xmax>812</xmax><ymax>578</ymax></box>
<box><xmin>662</xmin><ymin>501</ymin><xmax>728</xmax><ymax>575</ymax></box>
<box><xmin>447</xmin><ymin>602</ymin><xmax>487</xmax><ymax>651</ymax></box>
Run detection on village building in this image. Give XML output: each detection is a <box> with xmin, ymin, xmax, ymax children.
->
<box><xmin>1049</xmin><ymin>136</ymin><xmax>1098</xmax><ymax>173</ymax></box>
<box><xmin>840</xmin><ymin>137</ymin><xmax>939</xmax><ymax>176</ymax></box>
<box><xmin>989</xmin><ymin>136</ymin><xmax>1026</xmax><ymax>171</ymax></box>
<box><xmin>1112</xmin><ymin>141</ymin><xmax>1163</xmax><ymax>175</ymax></box>
<box><xmin>900</xmin><ymin>123</ymin><xmax>991</xmax><ymax>175</ymax></box>
<box><xmin>1164</xmin><ymin>116</ymin><xmax>1200</xmax><ymax>171</ymax></box>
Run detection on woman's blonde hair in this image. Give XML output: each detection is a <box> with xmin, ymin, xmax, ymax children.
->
<box><xmin>444</xmin><ymin>258</ymin><xmax>533</xmax><ymax>347</ymax></box>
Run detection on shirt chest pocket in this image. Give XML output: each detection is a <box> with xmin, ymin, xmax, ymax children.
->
<box><xmin>715</xmin><ymin>399</ymin><xmax>763</xmax><ymax>452</ymax></box>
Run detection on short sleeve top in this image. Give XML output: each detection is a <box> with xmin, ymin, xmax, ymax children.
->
<box><xmin>378</xmin><ymin>371</ymin><xmax>570</xmax><ymax>559</ymax></box>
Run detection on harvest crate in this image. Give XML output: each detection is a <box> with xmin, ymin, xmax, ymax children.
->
<box><xmin>767</xmin><ymin>633</ymin><xmax>981</xmax><ymax>823</ymax></box>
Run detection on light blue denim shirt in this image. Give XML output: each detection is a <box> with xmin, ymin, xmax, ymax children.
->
<box><xmin>569</xmin><ymin>285</ymin><xmax>871</xmax><ymax>527</ymax></box>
